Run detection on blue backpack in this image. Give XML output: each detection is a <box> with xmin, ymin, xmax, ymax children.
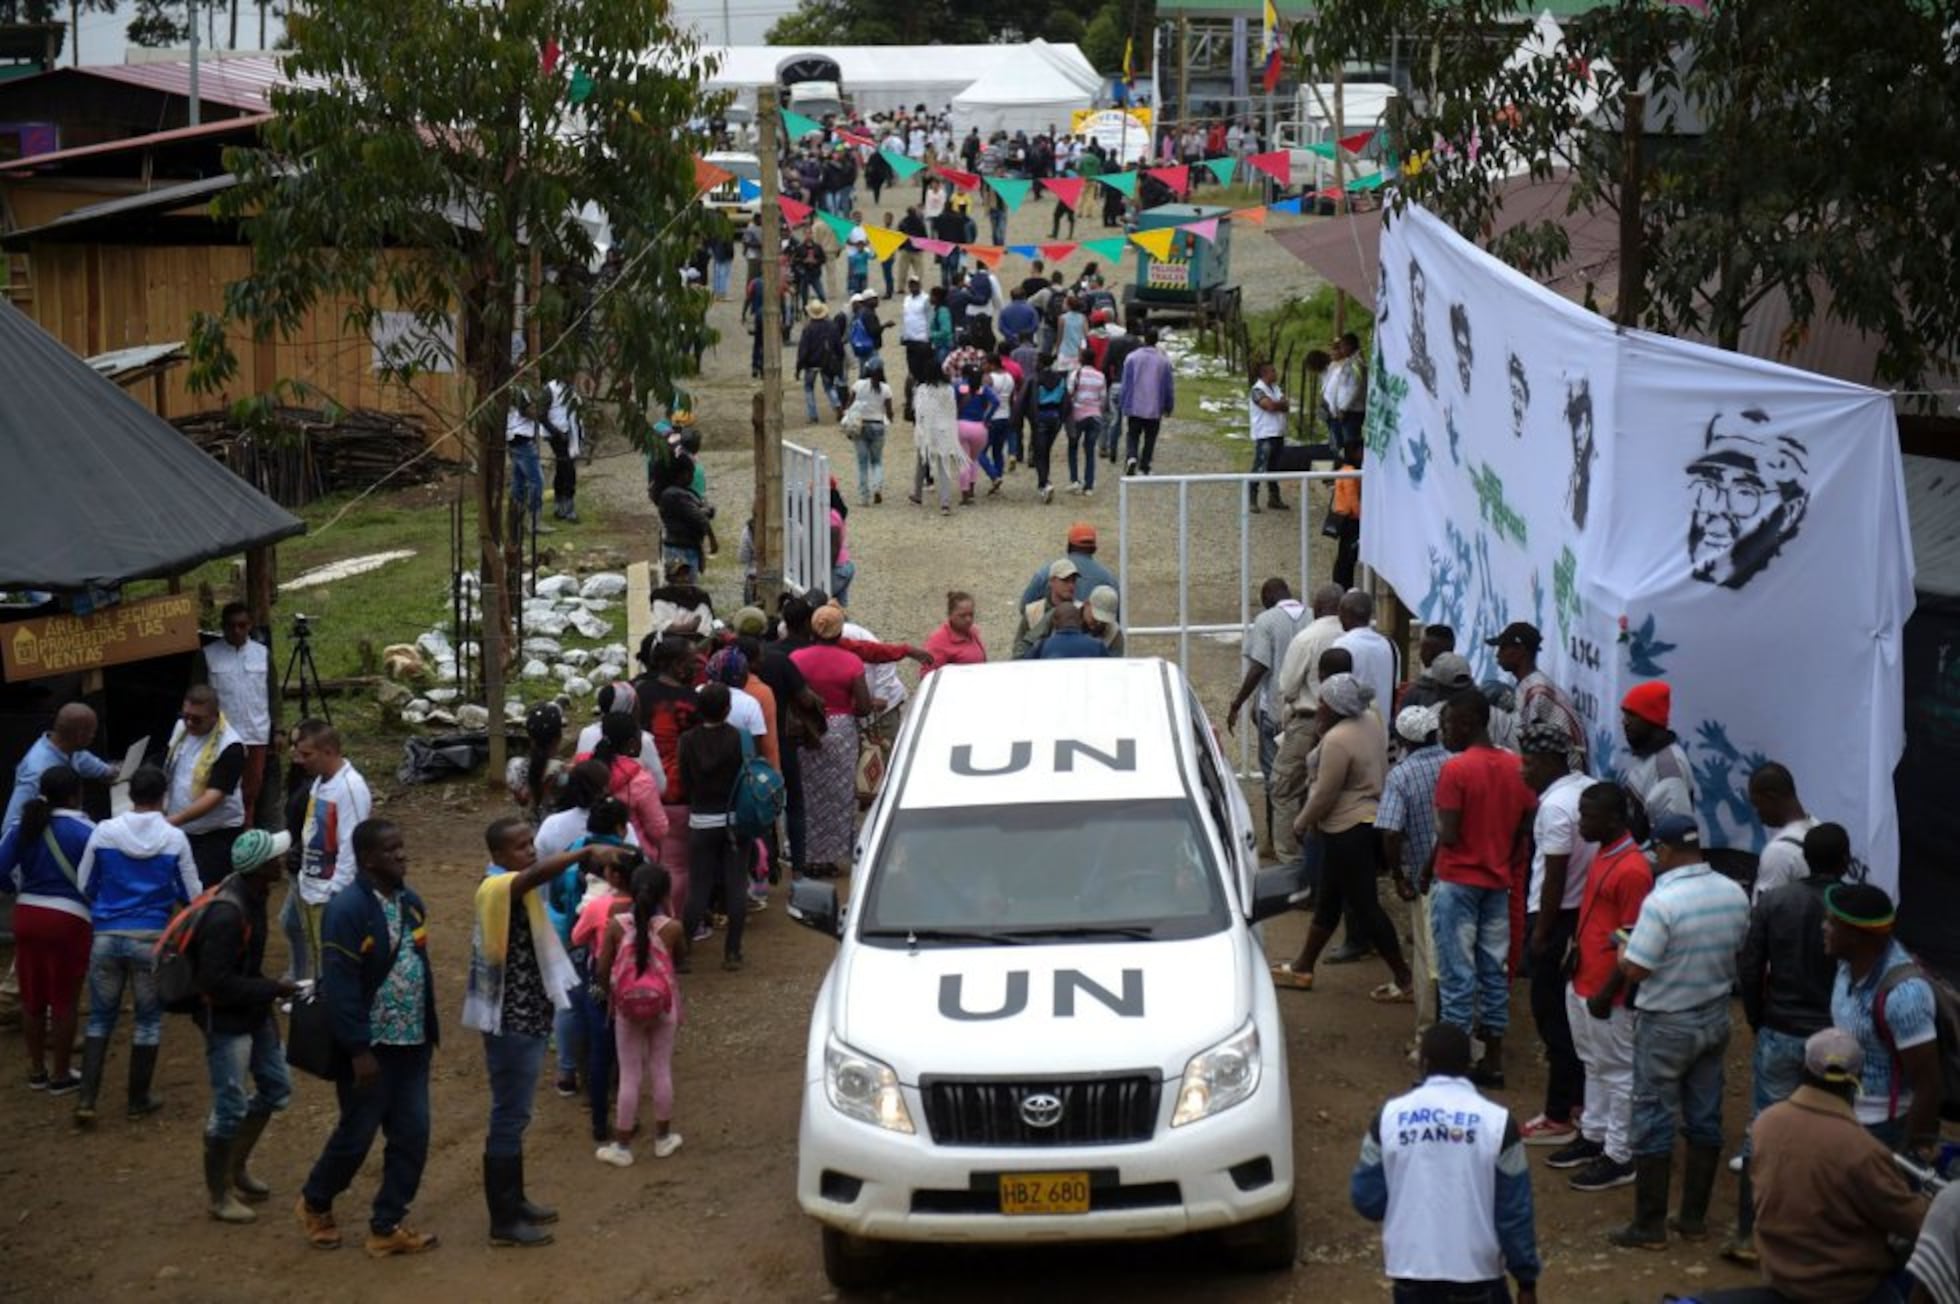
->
<box><xmin>849</xmin><ymin>312</ymin><xmax>876</xmax><ymax>360</ymax></box>
<box><xmin>728</xmin><ymin>730</ymin><xmax>786</xmax><ymax>842</ymax></box>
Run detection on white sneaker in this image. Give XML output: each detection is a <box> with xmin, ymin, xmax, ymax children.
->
<box><xmin>595</xmin><ymin>1141</ymin><xmax>634</xmax><ymax>1168</ymax></box>
<box><xmin>1067</xmin><ymin>481</ymin><xmax>1081</xmax><ymax>494</ymax></box>
<box><xmin>1729</xmin><ymin>1153</ymin><xmax>1745</xmax><ymax>1174</ymax></box>
<box><xmin>1040</xmin><ymin>485</ymin><xmax>1054</xmax><ymax>504</ymax></box>
<box><xmin>653</xmin><ymin>1133</ymin><xmax>684</xmax><ymax>1159</ymax></box>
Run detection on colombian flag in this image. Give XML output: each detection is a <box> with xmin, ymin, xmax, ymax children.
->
<box><xmin>1261</xmin><ymin>0</ymin><xmax>1284</xmax><ymax>93</ymax></box>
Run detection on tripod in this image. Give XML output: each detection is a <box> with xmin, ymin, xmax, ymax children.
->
<box><xmin>283</xmin><ymin>620</ymin><xmax>331</xmax><ymax>725</ymax></box>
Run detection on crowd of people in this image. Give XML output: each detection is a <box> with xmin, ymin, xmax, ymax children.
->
<box><xmin>1234</xmin><ymin>591</ymin><xmax>1958</xmax><ymax>1301</ymax></box>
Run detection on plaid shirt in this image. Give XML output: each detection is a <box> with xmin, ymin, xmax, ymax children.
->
<box><xmin>1376</xmin><ymin>743</ymin><xmax>1448</xmax><ymax>887</ymax></box>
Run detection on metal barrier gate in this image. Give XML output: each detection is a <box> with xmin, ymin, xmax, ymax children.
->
<box><xmin>1117</xmin><ymin>468</ymin><xmax>1361</xmax><ymax>779</ymax></box>
<box><xmin>782</xmin><ymin>439</ymin><xmax>833</xmax><ymax>596</ymax></box>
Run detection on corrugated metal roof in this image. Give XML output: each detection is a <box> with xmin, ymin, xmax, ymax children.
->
<box><xmin>1905</xmin><ymin>455</ymin><xmax>1960</xmax><ymax>600</ymax></box>
<box><xmin>80</xmin><ymin>55</ymin><xmax>317</xmax><ymax>111</ymax></box>
<box><xmin>1</xmin><ymin>172</ymin><xmax>236</xmax><ymax>246</ymax></box>
<box><xmin>0</xmin><ymin>112</ymin><xmax>269</xmax><ymax>173</ymax></box>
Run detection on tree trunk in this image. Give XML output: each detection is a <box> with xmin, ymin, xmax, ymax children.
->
<box><xmin>464</xmin><ymin>263</ymin><xmax>516</xmax><ymax>786</ymax></box>
<box><xmin>229</xmin><ymin>0</ymin><xmax>238</xmax><ymax>48</ymax></box>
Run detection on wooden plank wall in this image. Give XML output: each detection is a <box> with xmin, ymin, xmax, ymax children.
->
<box><xmin>25</xmin><ymin>241</ymin><xmax>472</xmax><ymax>450</ymax></box>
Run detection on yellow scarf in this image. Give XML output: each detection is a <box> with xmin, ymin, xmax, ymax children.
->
<box><xmin>463</xmin><ymin>868</ymin><xmax>577</xmax><ymax>1034</ymax></box>
<box><xmin>167</xmin><ymin>713</ymin><xmax>230</xmax><ymax>792</ymax></box>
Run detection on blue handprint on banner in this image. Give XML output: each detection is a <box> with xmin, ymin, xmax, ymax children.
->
<box><xmin>1691</xmin><ymin>719</ymin><xmax>1772</xmax><ymax>852</ymax></box>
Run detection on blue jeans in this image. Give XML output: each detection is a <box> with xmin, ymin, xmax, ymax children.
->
<box><xmin>202</xmin><ymin>1014</ymin><xmax>293</xmax><ymax>1138</ymax></box>
<box><xmin>1069</xmin><ymin>417</ymin><xmax>1101</xmax><ymax>489</ymax></box>
<box><xmin>570</xmin><ymin>985</ymin><xmax>615</xmax><ymax>1142</ymax></box>
<box><xmin>855</xmin><ymin>421</ymin><xmax>887</xmax><ymax>502</ymax></box>
<box><xmin>662</xmin><ymin>544</ymin><xmax>703</xmax><ymax>575</ymax></box>
<box><xmin>508</xmin><ymin>438</ymin><xmax>543</xmax><ymax>516</ymax></box>
<box><xmin>1431</xmin><ymin>882</ymin><xmax>1511</xmax><ymax>1036</ymax></box>
<box><xmin>280</xmin><ymin>889</ymin><xmax>312</xmax><ymax>983</ymax></box>
<box><xmin>1744</xmin><ymin>1025</ymin><xmax>1808</xmax><ymax>1157</ymax></box>
<box><xmin>483</xmin><ymin>1031</ymin><xmax>547</xmax><ymax>1158</ymax></box>
<box><xmin>87</xmin><ymin>931</ymin><xmax>163</xmax><ymax>1046</ymax></box>
<box><xmin>988</xmin><ymin>416</ymin><xmax>1019</xmax><ymax>466</ymax></box>
<box><xmin>302</xmin><ymin>1042</ymin><xmax>432</xmax><ymax>1234</ymax></box>
<box><xmin>804</xmin><ymin>370</ymin><xmax>843</xmax><ymax>421</ymax></box>
<box><xmin>832</xmin><ymin>560</ymin><xmax>856</xmax><ymax>606</ymax></box>
<box><xmin>1630</xmin><ymin>1001</ymin><xmax>1730</xmax><ymax>1157</ymax></box>
<box><xmin>553</xmin><ymin>1004</ymin><xmax>580</xmax><ymax>1079</ymax></box>
<box><xmin>1101</xmin><ymin>405</ymin><xmax>1124</xmax><ymax>459</ymax></box>
<box><xmin>1251</xmin><ymin>436</ymin><xmax>1284</xmax><ymax>499</ymax></box>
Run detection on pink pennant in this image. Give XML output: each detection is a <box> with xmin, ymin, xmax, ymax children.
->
<box><xmin>1182</xmin><ymin>217</ymin><xmax>1220</xmax><ymax>243</ymax></box>
<box><xmin>1041</xmin><ymin>176</ymin><xmax>1088</xmax><ymax>211</ymax></box>
<box><xmin>1039</xmin><ymin>242</ymin><xmax>1079</xmax><ymax>261</ymax></box>
<box><xmin>1146</xmin><ymin>165</ymin><xmax>1190</xmax><ymax>196</ymax></box>
<box><xmin>911</xmin><ymin>236</ymin><xmax>954</xmax><ymax>256</ymax></box>
<box><xmin>777</xmin><ymin>195</ymin><xmax>813</xmax><ymax>225</ymax></box>
<box><xmin>837</xmin><ymin>128</ymin><xmax>876</xmax><ymax>147</ymax></box>
<box><xmin>1246</xmin><ymin>150</ymin><xmax>1291</xmax><ymax>186</ymax></box>
<box><xmin>933</xmin><ymin>165</ymin><xmax>982</xmax><ymax>192</ymax></box>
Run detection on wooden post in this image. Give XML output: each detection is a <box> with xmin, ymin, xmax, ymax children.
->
<box><xmin>1616</xmin><ymin>91</ymin><xmax>1646</xmax><ymax>328</ymax></box>
<box><xmin>753</xmin><ymin>85</ymin><xmax>787</xmax><ymax>612</ymax></box>
<box><xmin>1332</xmin><ymin>63</ymin><xmax>1348</xmax><ymax>337</ymax></box>
<box><xmin>245</xmin><ymin>545</ymin><xmax>278</xmax><ymax>823</ymax></box>
<box><xmin>1177</xmin><ymin>15</ymin><xmax>1191</xmax><ymax>142</ymax></box>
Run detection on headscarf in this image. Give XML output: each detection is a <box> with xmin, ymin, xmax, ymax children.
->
<box><xmin>1318</xmin><ymin>672</ymin><xmax>1373</xmax><ymax>720</ymax></box>
<box><xmin>597</xmin><ymin>680</ymin><xmax>638</xmax><ymax>720</ymax></box>
<box><xmin>706</xmin><ymin>646</ymin><xmax>749</xmax><ymax>687</ymax></box>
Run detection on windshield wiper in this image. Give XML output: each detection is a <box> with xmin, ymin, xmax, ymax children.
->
<box><xmin>859</xmin><ymin>927</ymin><xmax>1027</xmax><ymax>946</ymax></box>
<box><xmin>992</xmin><ymin>925</ymin><xmax>1158</xmax><ymax>941</ymax></box>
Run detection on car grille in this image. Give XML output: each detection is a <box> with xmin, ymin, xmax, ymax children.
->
<box><xmin>920</xmin><ymin>1074</ymin><xmax>1160</xmax><ymax>1147</ymax></box>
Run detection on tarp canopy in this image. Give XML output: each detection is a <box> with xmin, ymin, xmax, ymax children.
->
<box><xmin>700</xmin><ymin>41</ymin><xmax>1098</xmax><ymax>117</ymax></box>
<box><xmin>949</xmin><ymin>44</ymin><xmax>1100</xmax><ymax>138</ymax></box>
<box><xmin>0</xmin><ymin>304</ymin><xmax>305</xmax><ymax>591</ymax></box>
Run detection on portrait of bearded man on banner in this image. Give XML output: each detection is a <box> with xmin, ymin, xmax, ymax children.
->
<box><xmin>1685</xmin><ymin>409</ymin><xmax>1812</xmax><ymax>589</ymax></box>
<box><xmin>1565</xmin><ymin>378</ymin><xmax>1596</xmax><ymax>530</ymax></box>
<box><xmin>1406</xmin><ymin>255</ymin><xmax>1438</xmax><ymax>398</ymax></box>
<box><xmin>1507</xmin><ymin>352</ymin><xmax>1530</xmax><ymax>438</ymax></box>
<box><xmin>1450</xmin><ymin>302</ymin><xmax>1474</xmax><ymax>394</ymax></box>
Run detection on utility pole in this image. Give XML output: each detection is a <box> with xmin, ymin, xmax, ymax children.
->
<box><xmin>1331</xmin><ymin>60</ymin><xmax>1347</xmax><ymax>336</ymax></box>
<box><xmin>1177</xmin><ymin>14</ymin><xmax>1190</xmax><ymax>138</ymax></box>
<box><xmin>188</xmin><ymin>0</ymin><xmax>202</xmax><ymax>126</ymax></box>
<box><xmin>1616</xmin><ymin>90</ymin><xmax>1646</xmax><ymax>327</ymax></box>
<box><xmin>753</xmin><ymin>84</ymin><xmax>786</xmax><ymax>611</ymax></box>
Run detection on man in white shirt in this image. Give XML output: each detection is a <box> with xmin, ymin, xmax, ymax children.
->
<box><xmin>1226</xmin><ymin>578</ymin><xmax>1308</xmax><ymax>859</ymax></box>
<box><xmin>1269</xmin><ymin>583</ymin><xmax>1347</xmax><ymax>866</ymax></box>
<box><xmin>1322</xmin><ymin>331</ymin><xmax>1367</xmax><ymax>445</ymax></box>
<box><xmin>1333</xmin><ymin>589</ymin><xmax>1400</xmax><ymax>745</ymax></box>
<box><xmin>843</xmin><ymin>614</ymin><xmax>908</xmax><ymax>747</ymax></box>
<box><xmin>1518</xmin><ymin>724</ymin><xmax>1596</xmax><ymax>1148</ymax></box>
<box><xmin>162</xmin><ymin>685</ymin><xmax>248</xmax><ymax>888</ymax></box>
<box><xmin>544</xmin><ymin>378</ymin><xmax>583</xmax><ymax>524</ymax></box>
<box><xmin>1248</xmin><ymin>359</ymin><xmax>1290</xmax><ymax>513</ymax></box>
<box><xmin>899</xmin><ymin>275</ymin><xmax>930</xmax><ymax>348</ymax></box>
<box><xmin>289</xmin><ymin>720</ymin><xmax>372</xmax><ymax>982</ymax></box>
<box><xmin>200</xmin><ymin>603</ymin><xmax>270</xmax><ymax>828</ymax></box>
<box><xmin>1747</xmin><ymin>761</ymin><xmax>1819</xmax><ymax>901</ymax></box>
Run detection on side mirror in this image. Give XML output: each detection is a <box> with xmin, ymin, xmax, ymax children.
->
<box><xmin>1249</xmin><ymin>865</ymin><xmax>1304</xmax><ymax>925</ymax></box>
<box><xmin>787</xmin><ymin>878</ymin><xmax>842</xmax><ymax>940</ymax></box>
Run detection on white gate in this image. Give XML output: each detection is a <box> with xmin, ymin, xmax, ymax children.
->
<box><xmin>782</xmin><ymin>440</ymin><xmax>833</xmax><ymax>596</ymax></box>
<box><xmin>1117</xmin><ymin>468</ymin><xmax>1361</xmax><ymax>779</ymax></box>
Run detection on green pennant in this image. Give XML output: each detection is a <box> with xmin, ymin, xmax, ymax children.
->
<box><xmin>1081</xmin><ymin>236</ymin><xmax>1129</xmax><ymax>262</ymax></box>
<box><xmin>814</xmin><ymin>209</ymin><xmax>857</xmax><ymax>241</ymax></box>
<box><xmin>567</xmin><ymin>69</ymin><xmax>595</xmax><ymax>104</ymax></box>
<box><xmin>780</xmin><ymin>108</ymin><xmax>825</xmax><ymax>140</ymax></box>
<box><xmin>879</xmin><ymin>147</ymin><xmax>925</xmax><ymax>180</ymax></box>
<box><xmin>1304</xmin><ymin>140</ymin><xmax>1337</xmax><ymax>159</ymax></box>
<box><xmin>1096</xmin><ymin>171</ymin><xmax>1139</xmax><ymax>197</ymax></box>
<box><xmin>1202</xmin><ymin>157</ymin><xmax>1238</xmax><ymax>186</ymax></box>
<box><xmin>985</xmin><ymin>175</ymin><xmax>1033</xmax><ymax>211</ymax></box>
<box><xmin>1346</xmin><ymin>169</ymin><xmax>1388</xmax><ymax>192</ymax></box>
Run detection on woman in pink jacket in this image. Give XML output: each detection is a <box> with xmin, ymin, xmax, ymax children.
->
<box><xmin>587</xmin><ymin>713</ymin><xmax>679</xmax><ymax>922</ymax></box>
<box><xmin>922</xmin><ymin>590</ymin><xmax>986</xmax><ymax>674</ymax></box>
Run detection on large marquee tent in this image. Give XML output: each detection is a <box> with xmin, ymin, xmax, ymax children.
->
<box><xmin>700</xmin><ymin>41</ymin><xmax>1099</xmax><ymax>118</ymax></box>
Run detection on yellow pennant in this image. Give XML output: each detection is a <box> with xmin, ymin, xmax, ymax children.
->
<box><xmin>864</xmin><ymin>225</ymin><xmax>909</xmax><ymax>263</ymax></box>
<box><xmin>1129</xmin><ymin>227</ymin><xmax>1178</xmax><ymax>261</ymax></box>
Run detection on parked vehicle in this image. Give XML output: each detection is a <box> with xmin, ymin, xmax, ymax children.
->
<box><xmin>702</xmin><ymin>151</ymin><xmax>761</xmax><ymax>227</ymax></box>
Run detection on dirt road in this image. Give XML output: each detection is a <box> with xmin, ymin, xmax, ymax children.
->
<box><xmin>1</xmin><ymin>202</ymin><xmax>1762</xmax><ymax>1302</ymax></box>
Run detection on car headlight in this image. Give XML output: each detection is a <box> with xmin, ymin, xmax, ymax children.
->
<box><xmin>1171</xmin><ymin>1018</ymin><xmax>1261</xmax><ymax>1128</ymax></box>
<box><xmin>825</xmin><ymin>1037</ymin><xmax>915</xmax><ymax>1134</ymax></box>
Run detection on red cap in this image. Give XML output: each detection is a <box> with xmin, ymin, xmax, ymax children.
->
<box><xmin>1090</xmin><ymin>309</ymin><xmax>1112</xmax><ymax>324</ymax></box>
<box><xmin>1621</xmin><ymin>680</ymin><xmax>1671</xmax><ymax>728</ymax></box>
<box><xmin>1067</xmin><ymin>522</ymin><xmax>1097</xmax><ymax>548</ymax></box>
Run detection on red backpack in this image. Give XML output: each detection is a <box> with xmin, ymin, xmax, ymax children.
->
<box><xmin>610</xmin><ymin>916</ymin><xmax>676</xmax><ymax>1024</ymax></box>
<box><xmin>155</xmin><ymin>879</ymin><xmax>251</xmax><ymax>1014</ymax></box>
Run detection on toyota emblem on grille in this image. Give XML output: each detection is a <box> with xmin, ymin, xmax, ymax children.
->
<box><xmin>1019</xmin><ymin>1092</ymin><xmax>1065</xmax><ymax>1129</ymax></box>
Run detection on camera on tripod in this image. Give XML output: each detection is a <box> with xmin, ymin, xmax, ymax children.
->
<box><xmin>291</xmin><ymin>612</ymin><xmax>312</xmax><ymax>642</ymax></box>
<box><xmin>282</xmin><ymin>612</ymin><xmax>329</xmax><ymax>724</ymax></box>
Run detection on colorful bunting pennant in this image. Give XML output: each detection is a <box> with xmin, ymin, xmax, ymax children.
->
<box><xmin>1039</xmin><ymin>242</ymin><xmax>1079</xmax><ymax>262</ymax></box>
<box><xmin>837</xmin><ymin>128</ymin><xmax>876</xmax><ymax>147</ymax></box>
<box><xmin>965</xmin><ymin>244</ymin><xmax>1005</xmax><ymax>269</ymax></box>
<box><xmin>1096</xmin><ymin>171</ymin><xmax>1139</xmax><ymax>197</ymax></box>
<box><xmin>1203</xmin><ymin>157</ymin><xmax>1239</xmax><ymax>187</ymax></box>
<box><xmin>693</xmin><ymin>157</ymin><xmax>735</xmax><ymax>193</ymax></box>
<box><xmin>777</xmin><ymin>195</ymin><xmax>814</xmax><ymax>225</ymax></box>
<box><xmin>879</xmin><ymin>147</ymin><xmax>925</xmax><ymax>180</ymax></box>
<box><xmin>863</xmin><ymin>226</ymin><xmax>908</xmax><ymax>262</ymax></box>
<box><xmin>1006</xmin><ymin>243</ymin><xmax>1040</xmax><ymax>258</ymax></box>
<box><xmin>985</xmin><ymin>176</ymin><xmax>1034</xmax><ymax>211</ymax></box>
<box><xmin>1129</xmin><ymin>228</ymin><xmax>1178</xmax><ymax>260</ymax></box>
<box><xmin>1231</xmin><ymin>205</ymin><xmax>1269</xmax><ymax>226</ymax></box>
<box><xmin>1041</xmin><ymin>176</ymin><xmax>1088</xmax><ymax>211</ymax></box>
<box><xmin>1184</xmin><ymin>217</ymin><xmax>1220</xmax><ymax>244</ymax></box>
<box><xmin>1340</xmin><ymin>126</ymin><xmax>1381</xmax><ymax>153</ymax></box>
<box><xmin>780</xmin><ymin>108</ymin><xmax>825</xmax><ymax>140</ymax></box>
<box><xmin>541</xmin><ymin>38</ymin><xmax>562</xmax><ymax>76</ymax></box>
<box><xmin>912</xmin><ymin>236</ymin><xmax>954</xmax><ymax>256</ymax></box>
<box><xmin>568</xmin><ymin>69</ymin><xmax>594</xmax><ymax>104</ymax></box>
<box><xmin>1146</xmin><ymin>165</ymin><xmax>1190</xmax><ymax>196</ymax></box>
<box><xmin>815</xmin><ymin>210</ymin><xmax>856</xmax><ymax>242</ymax></box>
<box><xmin>1269</xmin><ymin>196</ymin><xmax>1304</xmax><ymax>215</ymax></box>
<box><xmin>1081</xmin><ymin>236</ymin><xmax>1128</xmax><ymax>263</ymax></box>
<box><xmin>1247</xmin><ymin>150</ymin><xmax>1292</xmax><ymax>186</ymax></box>
<box><xmin>738</xmin><ymin>177</ymin><xmax>761</xmax><ymax>201</ymax></box>
<box><xmin>1347</xmin><ymin>169</ymin><xmax>1388</xmax><ymax>192</ymax></box>
<box><xmin>932</xmin><ymin>165</ymin><xmax>982</xmax><ymax>192</ymax></box>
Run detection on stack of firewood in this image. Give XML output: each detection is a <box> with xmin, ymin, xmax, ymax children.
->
<box><xmin>174</xmin><ymin>407</ymin><xmax>453</xmax><ymax>507</ymax></box>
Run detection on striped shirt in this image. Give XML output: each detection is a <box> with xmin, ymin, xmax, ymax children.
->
<box><xmin>1833</xmin><ymin>939</ymin><xmax>1938</xmax><ymax>1125</ymax></box>
<box><xmin>1377</xmin><ymin>744</ymin><xmax>1448</xmax><ymax>888</ymax></box>
<box><xmin>1624</xmin><ymin>861</ymin><xmax>1749</xmax><ymax>1012</ymax></box>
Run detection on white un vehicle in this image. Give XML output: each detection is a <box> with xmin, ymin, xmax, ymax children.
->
<box><xmin>789</xmin><ymin>658</ymin><xmax>1300</xmax><ymax>1288</ymax></box>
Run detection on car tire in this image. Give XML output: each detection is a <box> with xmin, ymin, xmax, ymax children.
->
<box><xmin>821</xmin><ymin>1226</ymin><xmax>895</xmax><ymax>1290</ymax></box>
<box><xmin>1218</xmin><ymin>1194</ymin><xmax>1299</xmax><ymax>1272</ymax></box>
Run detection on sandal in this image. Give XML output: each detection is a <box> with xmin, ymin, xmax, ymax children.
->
<box><xmin>1370</xmin><ymin>982</ymin><xmax>1416</xmax><ymax>1004</ymax></box>
<box><xmin>1269</xmin><ymin>963</ymin><xmax>1313</xmax><ymax>991</ymax></box>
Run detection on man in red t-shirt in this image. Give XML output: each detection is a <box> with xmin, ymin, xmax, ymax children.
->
<box><xmin>1432</xmin><ymin>689</ymin><xmax>1536</xmax><ymax>1088</ymax></box>
<box><xmin>1549</xmin><ymin>782</ymin><xmax>1653</xmax><ymax>1194</ymax></box>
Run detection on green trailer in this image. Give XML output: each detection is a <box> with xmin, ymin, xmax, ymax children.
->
<box><xmin>1121</xmin><ymin>203</ymin><xmax>1239</xmax><ymax>335</ymax></box>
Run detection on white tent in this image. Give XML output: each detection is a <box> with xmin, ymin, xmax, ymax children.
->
<box><xmin>699</xmin><ymin>41</ymin><xmax>1099</xmax><ymax>118</ymax></box>
<box><xmin>949</xmin><ymin>44</ymin><xmax>1101</xmax><ymax>137</ymax></box>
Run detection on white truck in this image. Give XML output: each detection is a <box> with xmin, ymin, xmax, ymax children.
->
<box><xmin>1274</xmin><ymin>81</ymin><xmax>1398</xmax><ymax>196</ymax></box>
<box><xmin>788</xmin><ymin>658</ymin><xmax>1301</xmax><ymax>1288</ymax></box>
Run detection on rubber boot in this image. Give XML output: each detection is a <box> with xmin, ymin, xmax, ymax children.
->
<box><xmin>1720</xmin><ymin>1159</ymin><xmax>1759</xmax><ymax>1265</ymax></box>
<box><xmin>205</xmin><ymin>1136</ymin><xmax>258</xmax><ymax>1223</ymax></box>
<box><xmin>230</xmin><ymin>1111</ymin><xmax>273</xmax><ymax>1202</ymax></box>
<box><xmin>73</xmin><ymin>1035</ymin><xmax>108</xmax><ymax>1124</ymax></box>
<box><xmin>513</xmin><ymin>1151</ymin><xmax>558</xmax><ymax>1225</ymax></box>
<box><xmin>1608</xmin><ymin>1155</ymin><xmax>1672</xmax><ymax>1249</ymax></box>
<box><xmin>127</xmin><ymin>1043</ymin><xmax>163</xmax><ymax>1118</ymax></box>
<box><xmin>485</xmin><ymin>1154</ymin><xmax>553</xmax><ymax>1248</ymax></box>
<box><xmin>1671</xmin><ymin>1143</ymin><xmax>1722</xmax><ymax>1240</ymax></box>
<box><xmin>1473</xmin><ymin>1034</ymin><xmax>1506</xmax><ymax>1090</ymax></box>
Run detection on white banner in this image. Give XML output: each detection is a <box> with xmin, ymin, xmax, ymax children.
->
<box><xmin>1362</xmin><ymin>205</ymin><xmax>1914</xmax><ymax>888</ymax></box>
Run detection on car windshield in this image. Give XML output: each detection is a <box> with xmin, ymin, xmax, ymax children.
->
<box><xmin>714</xmin><ymin>158</ymin><xmax>761</xmax><ymax>182</ymax></box>
<box><xmin>856</xmin><ymin>799</ymin><xmax>1228</xmax><ymax>946</ymax></box>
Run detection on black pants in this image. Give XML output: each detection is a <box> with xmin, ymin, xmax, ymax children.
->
<box><xmin>1310</xmin><ymin>825</ymin><xmax>1402</xmax><ymax>962</ymax></box>
<box><xmin>684</xmin><ymin>824</ymin><xmax>749</xmax><ymax>961</ymax></box>
<box><xmin>548</xmin><ymin>433</ymin><xmax>575</xmax><ymax>508</ymax></box>
<box><xmin>1334</xmin><ymin>519</ymin><xmax>1360</xmax><ymax>589</ymax></box>
<box><xmin>1050</xmin><ymin>203</ymin><xmax>1075</xmax><ymax>238</ymax></box>
<box><xmin>1125</xmin><ymin>417</ymin><xmax>1162</xmax><ymax>473</ymax></box>
<box><xmin>301</xmin><ymin>1043</ymin><xmax>432</xmax><ymax>1235</ymax></box>
<box><xmin>188</xmin><ymin>827</ymin><xmax>243</xmax><ymax>889</ymax></box>
<box><xmin>780</xmin><ymin>742</ymin><xmax>807</xmax><ymax>874</ymax></box>
<box><xmin>1528</xmin><ymin>909</ymin><xmax>1585</xmax><ymax>1121</ymax></box>
<box><xmin>1391</xmin><ymin>1281</ymin><xmax>1512</xmax><ymax>1304</ymax></box>
<box><xmin>1031</xmin><ymin>414</ymin><xmax>1061</xmax><ymax>489</ymax></box>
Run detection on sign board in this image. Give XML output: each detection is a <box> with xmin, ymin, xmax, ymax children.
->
<box><xmin>1145</xmin><ymin>258</ymin><xmax>1191</xmax><ymax>290</ymax></box>
<box><xmin>2</xmin><ymin>594</ymin><xmax>202</xmax><ymax>682</ymax></box>
<box><xmin>1071</xmin><ymin>109</ymin><xmax>1152</xmax><ymax>165</ymax></box>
